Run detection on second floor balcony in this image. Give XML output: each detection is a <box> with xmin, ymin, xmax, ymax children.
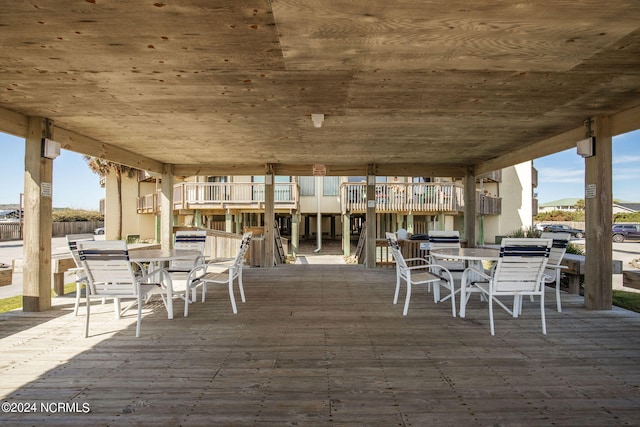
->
<box><xmin>173</xmin><ymin>182</ymin><xmax>299</xmax><ymax>211</ymax></box>
<box><xmin>137</xmin><ymin>181</ymin><xmax>501</xmax><ymax>216</ymax></box>
<box><xmin>341</xmin><ymin>182</ymin><xmax>500</xmax><ymax>215</ymax></box>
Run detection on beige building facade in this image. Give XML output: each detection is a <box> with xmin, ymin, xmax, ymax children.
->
<box><xmin>102</xmin><ymin>162</ymin><xmax>535</xmax><ymax>250</ymax></box>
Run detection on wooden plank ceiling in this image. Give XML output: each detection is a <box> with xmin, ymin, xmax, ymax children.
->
<box><xmin>0</xmin><ymin>1</ymin><xmax>639</xmax><ymax>176</ymax></box>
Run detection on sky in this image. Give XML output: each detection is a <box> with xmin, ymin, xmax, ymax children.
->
<box><xmin>533</xmin><ymin>129</ymin><xmax>640</xmax><ymax>203</ymax></box>
<box><xmin>0</xmin><ymin>133</ymin><xmax>103</xmax><ymax>210</ymax></box>
<box><xmin>1</xmin><ymin>129</ymin><xmax>639</xmax><ymax>210</ymax></box>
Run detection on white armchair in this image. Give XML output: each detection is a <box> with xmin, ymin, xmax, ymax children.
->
<box><xmin>460</xmin><ymin>238</ymin><xmax>552</xmax><ymax>335</ymax></box>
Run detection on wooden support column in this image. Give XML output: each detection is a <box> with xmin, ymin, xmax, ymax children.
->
<box><xmin>225</xmin><ymin>210</ymin><xmax>233</xmax><ymax>233</ymax></box>
<box><xmin>23</xmin><ymin>117</ymin><xmax>53</xmax><ymax>312</ymax></box>
<box><xmin>291</xmin><ymin>211</ymin><xmax>300</xmax><ymax>257</ymax></box>
<box><xmin>437</xmin><ymin>213</ymin><xmax>445</xmax><ymax>231</ymax></box>
<box><xmin>194</xmin><ymin>209</ymin><xmax>202</xmax><ymax>228</ymax></box>
<box><xmin>342</xmin><ymin>212</ymin><xmax>351</xmax><ymax>257</ymax></box>
<box><xmin>407</xmin><ymin>214</ymin><xmax>414</xmax><ymax>234</ymax></box>
<box><xmin>584</xmin><ymin>117</ymin><xmax>613</xmax><ymax>310</ymax></box>
<box><xmin>160</xmin><ymin>164</ymin><xmax>174</xmax><ymax>249</ymax></box>
<box><xmin>366</xmin><ymin>164</ymin><xmax>377</xmax><ymax>268</ymax></box>
<box><xmin>463</xmin><ymin>170</ymin><xmax>477</xmax><ymax>247</ymax></box>
<box><xmin>263</xmin><ymin>164</ymin><xmax>275</xmax><ymax>268</ymax></box>
<box><xmin>235</xmin><ymin>214</ymin><xmax>242</xmax><ymax>235</ymax></box>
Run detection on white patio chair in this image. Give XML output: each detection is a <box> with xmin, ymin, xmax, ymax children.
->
<box><xmin>386</xmin><ymin>232</ymin><xmax>456</xmax><ymax>317</ymax></box>
<box><xmin>66</xmin><ymin>233</ymin><xmax>115</xmax><ymax>316</ymax></box>
<box><xmin>183</xmin><ymin>232</ymin><xmax>252</xmax><ymax>316</ymax></box>
<box><xmin>460</xmin><ymin>238</ymin><xmax>552</xmax><ymax>335</ymax></box>
<box><xmin>386</xmin><ymin>232</ymin><xmax>430</xmax><ymax>301</ymax></box>
<box><xmin>539</xmin><ymin>232</ymin><xmax>571</xmax><ymax>312</ymax></box>
<box><xmin>168</xmin><ymin>230</ymin><xmax>207</xmax><ymax>272</ymax></box>
<box><xmin>427</xmin><ymin>230</ymin><xmax>466</xmax><ymax>274</ymax></box>
<box><xmin>78</xmin><ymin>240</ymin><xmax>172</xmax><ymax>338</ymax></box>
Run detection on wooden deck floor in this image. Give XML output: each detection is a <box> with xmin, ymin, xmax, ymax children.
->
<box><xmin>1</xmin><ymin>264</ymin><xmax>640</xmax><ymax>426</ymax></box>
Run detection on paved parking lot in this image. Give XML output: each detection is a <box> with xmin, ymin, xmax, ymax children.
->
<box><xmin>0</xmin><ymin>236</ymin><xmax>104</xmax><ymax>299</ymax></box>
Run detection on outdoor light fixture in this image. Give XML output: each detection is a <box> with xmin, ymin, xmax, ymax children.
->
<box><xmin>41</xmin><ymin>138</ymin><xmax>61</xmax><ymax>160</ymax></box>
<box><xmin>576</xmin><ymin>136</ymin><xmax>595</xmax><ymax>158</ymax></box>
<box><xmin>577</xmin><ymin>118</ymin><xmax>595</xmax><ymax>158</ymax></box>
<box><xmin>311</xmin><ymin>113</ymin><xmax>324</xmax><ymax>128</ymax></box>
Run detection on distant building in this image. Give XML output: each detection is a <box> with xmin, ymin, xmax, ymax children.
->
<box><xmin>538</xmin><ymin>198</ymin><xmax>581</xmax><ymax>213</ymax></box>
<box><xmin>100</xmin><ymin>162</ymin><xmax>536</xmax><ymax>248</ymax></box>
<box><xmin>613</xmin><ymin>203</ymin><xmax>640</xmax><ymax>214</ymax></box>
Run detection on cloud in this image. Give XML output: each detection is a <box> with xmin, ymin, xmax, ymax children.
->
<box><xmin>614</xmin><ymin>155</ymin><xmax>640</xmax><ymax>164</ymax></box>
<box><xmin>613</xmin><ymin>167</ymin><xmax>640</xmax><ymax>181</ymax></box>
<box><xmin>536</xmin><ymin>167</ymin><xmax>584</xmax><ymax>184</ymax></box>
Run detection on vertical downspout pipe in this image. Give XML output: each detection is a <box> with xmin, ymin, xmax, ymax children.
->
<box><xmin>314</xmin><ymin>176</ymin><xmax>322</xmax><ymax>252</ymax></box>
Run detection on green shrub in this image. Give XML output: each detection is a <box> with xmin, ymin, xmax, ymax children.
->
<box><xmin>504</xmin><ymin>227</ymin><xmax>541</xmax><ymax>238</ymax></box>
<box><xmin>52</xmin><ymin>209</ymin><xmax>103</xmax><ymax>222</ymax></box>
<box><xmin>613</xmin><ymin>212</ymin><xmax>640</xmax><ymax>223</ymax></box>
<box><xmin>534</xmin><ymin>210</ymin><xmax>585</xmax><ymax>222</ymax></box>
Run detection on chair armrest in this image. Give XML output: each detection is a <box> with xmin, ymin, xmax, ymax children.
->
<box><xmin>405</xmin><ymin>263</ymin><xmax>439</xmax><ymax>271</ymax></box>
<box><xmin>462</xmin><ymin>266</ymin><xmax>491</xmax><ymax>283</ymax></box>
<box><xmin>545</xmin><ymin>264</ymin><xmax>569</xmax><ymax>270</ymax></box>
<box><xmin>405</xmin><ymin>257</ymin><xmax>429</xmax><ymax>264</ymax></box>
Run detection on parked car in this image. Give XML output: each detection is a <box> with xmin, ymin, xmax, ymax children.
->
<box><xmin>534</xmin><ymin>223</ymin><xmax>549</xmax><ymax>232</ymax></box>
<box><xmin>612</xmin><ymin>223</ymin><xmax>640</xmax><ymax>243</ymax></box>
<box><xmin>542</xmin><ymin>224</ymin><xmax>584</xmax><ymax>238</ymax></box>
<box><xmin>94</xmin><ymin>227</ymin><xmax>105</xmax><ymax>235</ymax></box>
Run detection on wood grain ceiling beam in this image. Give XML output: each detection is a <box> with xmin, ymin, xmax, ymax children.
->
<box><xmin>172</xmin><ymin>163</ymin><xmax>468</xmax><ymax>178</ymax></box>
<box><xmin>475</xmin><ymin>105</ymin><xmax>640</xmax><ymax>176</ymax></box>
<box><xmin>0</xmin><ymin>107</ymin><xmax>164</xmax><ymax>174</ymax></box>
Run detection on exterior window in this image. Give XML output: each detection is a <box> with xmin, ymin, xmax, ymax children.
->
<box><xmin>299</xmin><ymin>176</ymin><xmax>315</xmax><ymax>196</ymax></box>
<box><xmin>323</xmin><ymin>176</ymin><xmax>339</xmax><ymax>196</ymax></box>
<box><xmin>348</xmin><ymin>176</ymin><xmax>365</xmax><ymax>183</ymax></box>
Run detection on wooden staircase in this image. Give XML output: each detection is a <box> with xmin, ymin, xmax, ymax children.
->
<box><xmin>274</xmin><ymin>225</ymin><xmax>286</xmax><ymax>265</ymax></box>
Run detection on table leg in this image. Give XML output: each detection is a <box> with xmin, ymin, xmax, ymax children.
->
<box><xmin>460</xmin><ymin>278</ymin><xmax>467</xmax><ymax>318</ymax></box>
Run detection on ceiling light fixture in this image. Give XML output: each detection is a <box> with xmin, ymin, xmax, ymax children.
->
<box><xmin>311</xmin><ymin>113</ymin><xmax>324</xmax><ymax>128</ymax></box>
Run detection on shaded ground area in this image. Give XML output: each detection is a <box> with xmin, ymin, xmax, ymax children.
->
<box><xmin>1</xmin><ymin>265</ymin><xmax>640</xmax><ymax>425</ymax></box>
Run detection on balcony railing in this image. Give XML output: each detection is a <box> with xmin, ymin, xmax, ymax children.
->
<box><xmin>477</xmin><ymin>192</ymin><xmax>502</xmax><ymax>215</ymax></box>
<box><xmin>341</xmin><ymin>182</ymin><xmax>465</xmax><ymax>214</ymax></box>
<box><xmin>173</xmin><ymin>182</ymin><xmax>299</xmax><ymax>211</ymax></box>
<box><xmin>138</xmin><ymin>181</ymin><xmax>500</xmax><ymax>216</ymax></box>
<box><xmin>137</xmin><ymin>193</ymin><xmax>159</xmax><ymax>214</ymax></box>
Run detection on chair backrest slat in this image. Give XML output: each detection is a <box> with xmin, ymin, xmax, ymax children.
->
<box><xmin>493</xmin><ymin>238</ymin><xmax>552</xmax><ymax>292</ymax></box>
<box><xmin>170</xmin><ymin>230</ymin><xmax>208</xmax><ymax>271</ymax></box>
<box><xmin>540</xmin><ymin>232</ymin><xmax>570</xmax><ymax>270</ymax></box>
<box><xmin>428</xmin><ymin>230</ymin><xmax>464</xmax><ymax>270</ymax></box>
<box><xmin>232</xmin><ymin>232</ymin><xmax>252</xmax><ymax>270</ymax></box>
<box><xmin>385</xmin><ymin>232</ymin><xmax>400</xmax><ymax>249</ymax></box>
<box><xmin>78</xmin><ymin>240</ymin><xmax>138</xmax><ymax>295</ymax></box>
<box><xmin>428</xmin><ymin>230</ymin><xmax>461</xmax><ymax>249</ymax></box>
<box><xmin>389</xmin><ymin>245</ymin><xmax>408</xmax><ymax>270</ymax></box>
<box><xmin>66</xmin><ymin>233</ymin><xmax>95</xmax><ymax>268</ymax></box>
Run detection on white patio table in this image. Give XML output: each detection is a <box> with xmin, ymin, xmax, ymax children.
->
<box><xmin>129</xmin><ymin>248</ymin><xmax>202</xmax><ymax>319</ymax></box>
<box><xmin>430</xmin><ymin>247</ymin><xmax>500</xmax><ymax>318</ymax></box>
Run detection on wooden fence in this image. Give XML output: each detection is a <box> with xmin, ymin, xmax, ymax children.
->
<box><xmin>372</xmin><ymin>238</ymin><xmax>431</xmax><ymax>267</ymax></box>
<box><xmin>0</xmin><ymin>222</ymin><xmax>21</xmax><ymax>241</ymax></box>
<box><xmin>0</xmin><ymin>221</ymin><xmax>104</xmax><ymax>241</ymax></box>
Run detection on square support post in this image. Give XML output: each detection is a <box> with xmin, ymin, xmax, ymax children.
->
<box><xmin>160</xmin><ymin>164</ymin><xmax>175</xmax><ymax>249</ymax></box>
<box><xmin>463</xmin><ymin>170</ymin><xmax>477</xmax><ymax>247</ymax></box>
<box><xmin>23</xmin><ymin>116</ymin><xmax>53</xmax><ymax>312</ymax></box>
<box><xmin>366</xmin><ymin>164</ymin><xmax>377</xmax><ymax>268</ymax></box>
<box><xmin>263</xmin><ymin>164</ymin><xmax>275</xmax><ymax>268</ymax></box>
<box><xmin>342</xmin><ymin>212</ymin><xmax>351</xmax><ymax>257</ymax></box>
<box><xmin>584</xmin><ymin>116</ymin><xmax>613</xmax><ymax>309</ymax></box>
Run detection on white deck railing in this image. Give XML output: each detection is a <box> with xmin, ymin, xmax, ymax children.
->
<box><xmin>341</xmin><ymin>182</ymin><xmax>466</xmax><ymax>213</ymax></box>
<box><xmin>172</xmin><ymin>182</ymin><xmax>299</xmax><ymax>210</ymax></box>
<box><xmin>138</xmin><ymin>181</ymin><xmax>500</xmax><ymax>215</ymax></box>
